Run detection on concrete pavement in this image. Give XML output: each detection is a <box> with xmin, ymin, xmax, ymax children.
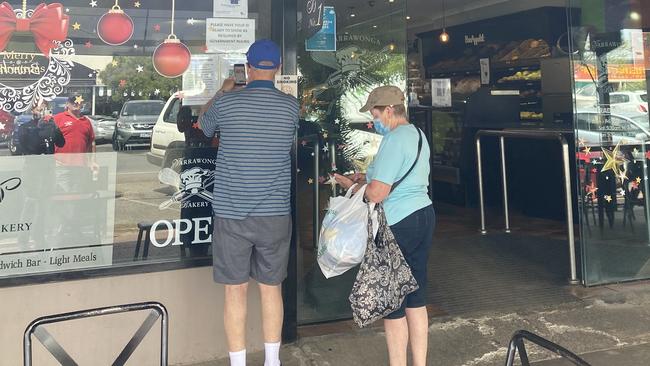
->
<box><xmin>185</xmin><ymin>281</ymin><xmax>650</xmax><ymax>366</ymax></box>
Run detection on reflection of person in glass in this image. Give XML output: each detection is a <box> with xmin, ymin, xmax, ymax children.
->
<box><xmin>335</xmin><ymin>86</ymin><xmax>434</xmax><ymax>366</ymax></box>
<box><xmin>17</xmin><ymin>100</ymin><xmax>65</xmax><ymax>249</ymax></box>
<box><xmin>200</xmin><ymin>40</ymin><xmax>299</xmax><ymax>366</ymax></box>
<box><xmin>52</xmin><ymin>96</ymin><xmax>98</xmax><ymax>245</ymax></box>
<box><xmin>16</xmin><ymin>99</ymin><xmax>65</xmax><ymax>155</ymax></box>
<box><xmin>53</xmin><ymin>96</ymin><xmax>97</xmax><ymax>192</ymax></box>
<box><xmin>177</xmin><ymin>105</ymin><xmax>210</xmax><ymax>148</ymax></box>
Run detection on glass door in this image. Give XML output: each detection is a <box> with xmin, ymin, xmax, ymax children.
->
<box><xmin>569</xmin><ymin>0</ymin><xmax>650</xmax><ymax>285</ymax></box>
<box><xmin>296</xmin><ymin>0</ymin><xmax>407</xmax><ymax>324</ymax></box>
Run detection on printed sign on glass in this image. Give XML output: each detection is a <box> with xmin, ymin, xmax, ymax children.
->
<box><xmin>303</xmin><ymin>0</ymin><xmax>325</xmax><ymax>38</ymax></box>
<box><xmin>275</xmin><ymin>75</ymin><xmax>299</xmax><ymax>98</ymax></box>
<box><xmin>150</xmin><ymin>148</ymin><xmax>217</xmax><ymax>256</ymax></box>
<box><xmin>305</xmin><ymin>7</ymin><xmax>336</xmax><ymax>52</ymax></box>
<box><xmin>183</xmin><ymin>55</ymin><xmax>220</xmax><ymax>106</ymax></box>
<box><xmin>206</xmin><ymin>18</ymin><xmax>256</xmax><ymax>53</ymax></box>
<box><xmin>0</xmin><ymin>153</ymin><xmax>116</xmax><ymax>277</ymax></box>
<box><xmin>214</xmin><ymin>0</ymin><xmax>248</xmax><ymax>18</ymax></box>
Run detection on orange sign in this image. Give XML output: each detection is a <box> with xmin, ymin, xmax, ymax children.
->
<box><xmin>574</xmin><ymin>64</ymin><xmax>645</xmax><ymax>82</ymax></box>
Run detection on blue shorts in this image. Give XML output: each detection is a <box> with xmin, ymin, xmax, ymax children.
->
<box><xmin>385</xmin><ymin>205</ymin><xmax>435</xmax><ymax>319</ymax></box>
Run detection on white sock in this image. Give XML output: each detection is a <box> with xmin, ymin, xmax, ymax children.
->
<box><xmin>229</xmin><ymin>349</ymin><xmax>246</xmax><ymax>366</ymax></box>
<box><xmin>264</xmin><ymin>342</ymin><xmax>281</xmax><ymax>366</ymax></box>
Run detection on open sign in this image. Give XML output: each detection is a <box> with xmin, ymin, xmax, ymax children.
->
<box><xmin>149</xmin><ymin>217</ymin><xmax>212</xmax><ymax>248</ymax></box>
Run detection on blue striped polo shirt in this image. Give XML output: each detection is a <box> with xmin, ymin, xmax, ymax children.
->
<box><xmin>200</xmin><ymin>80</ymin><xmax>299</xmax><ymax>220</ymax></box>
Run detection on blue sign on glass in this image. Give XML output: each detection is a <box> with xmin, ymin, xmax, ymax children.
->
<box><xmin>305</xmin><ymin>6</ymin><xmax>336</xmax><ymax>52</ymax></box>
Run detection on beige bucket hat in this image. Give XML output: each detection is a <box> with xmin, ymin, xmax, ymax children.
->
<box><xmin>359</xmin><ymin>86</ymin><xmax>406</xmax><ymax>113</ymax></box>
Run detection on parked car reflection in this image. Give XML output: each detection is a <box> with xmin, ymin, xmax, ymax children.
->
<box><xmin>113</xmin><ymin>100</ymin><xmax>165</xmax><ymax>151</ymax></box>
<box><xmin>576</xmin><ymin>110</ymin><xmax>650</xmax><ymax>146</ymax></box>
<box><xmin>88</xmin><ymin>115</ymin><xmax>116</xmax><ymax>144</ymax></box>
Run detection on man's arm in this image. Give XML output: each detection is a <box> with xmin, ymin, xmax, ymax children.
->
<box><xmin>199</xmin><ymin>98</ymin><xmax>221</xmax><ymax>138</ymax></box>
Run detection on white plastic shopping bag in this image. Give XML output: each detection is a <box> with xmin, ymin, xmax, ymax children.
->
<box><xmin>317</xmin><ymin>184</ymin><xmax>378</xmax><ymax>279</ymax></box>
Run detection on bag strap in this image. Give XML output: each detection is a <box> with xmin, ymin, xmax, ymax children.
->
<box><xmin>391</xmin><ymin>128</ymin><xmax>423</xmax><ymax>192</ymax></box>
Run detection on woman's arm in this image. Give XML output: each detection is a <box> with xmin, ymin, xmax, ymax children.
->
<box><xmin>365</xmin><ymin>180</ymin><xmax>391</xmax><ymax>203</ymax></box>
<box><xmin>333</xmin><ymin>174</ymin><xmax>391</xmax><ymax>203</ymax></box>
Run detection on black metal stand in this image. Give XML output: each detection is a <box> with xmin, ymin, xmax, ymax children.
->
<box><xmin>24</xmin><ymin>302</ymin><xmax>168</xmax><ymax>366</ymax></box>
<box><xmin>504</xmin><ymin>330</ymin><xmax>591</xmax><ymax>366</ymax></box>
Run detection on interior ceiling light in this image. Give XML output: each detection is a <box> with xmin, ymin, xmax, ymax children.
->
<box><xmin>630</xmin><ymin>11</ymin><xmax>641</xmax><ymax>21</ymax></box>
<box><xmin>439</xmin><ymin>0</ymin><xmax>449</xmax><ymax>43</ymax></box>
<box><xmin>406</xmin><ymin>16</ymin><xmax>411</xmax><ymax>20</ymax></box>
<box><xmin>440</xmin><ymin>30</ymin><xmax>450</xmax><ymax>43</ymax></box>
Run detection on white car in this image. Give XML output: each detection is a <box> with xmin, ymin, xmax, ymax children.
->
<box><xmin>146</xmin><ymin>93</ymin><xmax>202</xmax><ymax>169</ymax></box>
<box><xmin>574</xmin><ymin>85</ymin><xmax>648</xmax><ymax>115</ymax></box>
<box><xmin>609</xmin><ymin>91</ymin><xmax>648</xmax><ymax>115</ymax></box>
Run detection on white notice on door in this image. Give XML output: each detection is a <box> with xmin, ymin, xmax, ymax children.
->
<box><xmin>206</xmin><ymin>18</ymin><xmax>255</xmax><ymax>54</ymax></box>
<box><xmin>275</xmin><ymin>75</ymin><xmax>298</xmax><ymax>98</ymax></box>
<box><xmin>214</xmin><ymin>0</ymin><xmax>248</xmax><ymax>18</ymax></box>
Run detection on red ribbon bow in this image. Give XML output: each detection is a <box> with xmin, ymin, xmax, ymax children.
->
<box><xmin>0</xmin><ymin>2</ymin><xmax>69</xmax><ymax>57</ymax></box>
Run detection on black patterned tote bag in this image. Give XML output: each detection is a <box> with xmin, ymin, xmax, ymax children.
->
<box><xmin>349</xmin><ymin>204</ymin><xmax>419</xmax><ymax>327</ymax></box>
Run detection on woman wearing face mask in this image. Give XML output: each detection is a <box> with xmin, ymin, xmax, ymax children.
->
<box><xmin>334</xmin><ymin>86</ymin><xmax>434</xmax><ymax>366</ymax></box>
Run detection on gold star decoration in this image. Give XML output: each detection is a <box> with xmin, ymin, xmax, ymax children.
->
<box><xmin>605</xmin><ymin>195</ymin><xmax>613</xmax><ymax>203</ymax></box>
<box><xmin>583</xmin><ymin>146</ymin><xmax>591</xmax><ymax>155</ymax></box>
<box><xmin>72</xmin><ymin>22</ymin><xmax>81</xmax><ymax>30</ymax></box>
<box><xmin>75</xmin><ymin>95</ymin><xmax>84</xmax><ymax>104</ymax></box>
<box><xmin>111</xmin><ymin>60</ymin><xmax>119</xmax><ymax>67</ymax></box>
<box><xmin>617</xmin><ymin>167</ymin><xmax>628</xmax><ymax>184</ymax></box>
<box><xmin>308</xmin><ymin>178</ymin><xmax>314</xmax><ymax>184</ymax></box>
<box><xmin>601</xmin><ymin>141</ymin><xmax>627</xmax><ymax>176</ymax></box>
<box><xmin>323</xmin><ymin>132</ymin><xmax>329</xmax><ymax>139</ymax></box>
<box><xmin>134</xmin><ymin>1</ymin><xmax>141</xmax><ymax>7</ymax></box>
<box><xmin>578</xmin><ymin>138</ymin><xmax>586</xmax><ymax>147</ymax></box>
<box><xmin>637</xmin><ymin>177</ymin><xmax>643</xmax><ymax>184</ymax></box>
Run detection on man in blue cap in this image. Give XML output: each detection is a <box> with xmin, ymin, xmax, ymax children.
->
<box><xmin>201</xmin><ymin>39</ymin><xmax>298</xmax><ymax>366</ymax></box>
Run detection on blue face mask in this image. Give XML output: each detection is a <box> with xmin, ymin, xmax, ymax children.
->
<box><xmin>373</xmin><ymin>118</ymin><xmax>391</xmax><ymax>135</ymax></box>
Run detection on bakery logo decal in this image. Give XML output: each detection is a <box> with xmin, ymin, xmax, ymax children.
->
<box><xmin>465</xmin><ymin>33</ymin><xmax>486</xmax><ymax>46</ymax></box>
<box><xmin>0</xmin><ymin>177</ymin><xmax>21</xmax><ymax>205</ymax></box>
<box><xmin>150</xmin><ymin>160</ymin><xmax>217</xmax><ymax>248</ymax></box>
<box><xmin>159</xmin><ymin>166</ymin><xmax>216</xmax><ymax>210</ymax></box>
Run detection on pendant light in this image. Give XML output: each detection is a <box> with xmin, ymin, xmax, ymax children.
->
<box><xmin>387</xmin><ymin>0</ymin><xmax>397</xmax><ymax>52</ymax></box>
<box><xmin>439</xmin><ymin>0</ymin><xmax>450</xmax><ymax>43</ymax></box>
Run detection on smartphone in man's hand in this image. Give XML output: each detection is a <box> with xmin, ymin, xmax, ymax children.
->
<box><xmin>233</xmin><ymin>64</ymin><xmax>247</xmax><ymax>85</ymax></box>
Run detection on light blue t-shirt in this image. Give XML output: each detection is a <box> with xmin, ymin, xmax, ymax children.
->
<box><xmin>366</xmin><ymin>124</ymin><xmax>432</xmax><ymax>226</ymax></box>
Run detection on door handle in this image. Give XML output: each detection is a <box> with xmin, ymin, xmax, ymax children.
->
<box><xmin>313</xmin><ymin>139</ymin><xmax>320</xmax><ymax>247</ymax></box>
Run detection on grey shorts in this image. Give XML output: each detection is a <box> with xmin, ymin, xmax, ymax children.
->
<box><xmin>212</xmin><ymin>215</ymin><xmax>292</xmax><ymax>285</ymax></box>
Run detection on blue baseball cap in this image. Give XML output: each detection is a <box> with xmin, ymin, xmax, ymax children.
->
<box><xmin>246</xmin><ymin>39</ymin><xmax>281</xmax><ymax>70</ymax></box>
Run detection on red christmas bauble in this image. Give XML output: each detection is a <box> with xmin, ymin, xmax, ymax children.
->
<box><xmin>153</xmin><ymin>38</ymin><xmax>192</xmax><ymax>78</ymax></box>
<box><xmin>97</xmin><ymin>9</ymin><xmax>134</xmax><ymax>46</ymax></box>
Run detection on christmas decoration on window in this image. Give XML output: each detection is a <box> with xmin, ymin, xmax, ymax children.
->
<box><xmin>0</xmin><ymin>2</ymin><xmax>69</xmax><ymax>57</ymax></box>
<box><xmin>0</xmin><ymin>1</ymin><xmax>75</xmax><ymax>112</ymax></box>
<box><xmin>152</xmin><ymin>0</ymin><xmax>191</xmax><ymax>78</ymax></box>
<box><xmin>97</xmin><ymin>0</ymin><xmax>134</xmax><ymax>46</ymax></box>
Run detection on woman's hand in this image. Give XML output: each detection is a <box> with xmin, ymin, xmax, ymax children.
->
<box><xmin>333</xmin><ymin>173</ymin><xmax>355</xmax><ymax>190</ymax></box>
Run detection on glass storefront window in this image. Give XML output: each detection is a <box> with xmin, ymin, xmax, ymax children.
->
<box><xmin>570</xmin><ymin>0</ymin><xmax>650</xmax><ymax>285</ymax></box>
<box><xmin>0</xmin><ymin>1</ymin><xmax>279</xmax><ymax>280</ymax></box>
